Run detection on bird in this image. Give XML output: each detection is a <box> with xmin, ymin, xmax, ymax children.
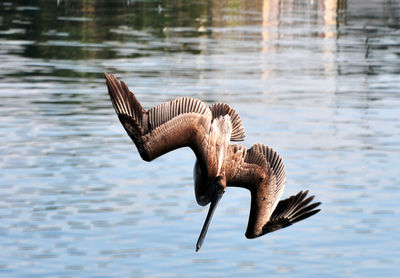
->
<box><xmin>104</xmin><ymin>73</ymin><xmax>321</xmax><ymax>252</ymax></box>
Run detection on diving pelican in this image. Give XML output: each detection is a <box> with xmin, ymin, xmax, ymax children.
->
<box><xmin>105</xmin><ymin>73</ymin><xmax>321</xmax><ymax>251</ymax></box>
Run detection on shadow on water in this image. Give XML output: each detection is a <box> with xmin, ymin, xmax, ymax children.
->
<box><xmin>0</xmin><ymin>0</ymin><xmax>400</xmax><ymax>277</ymax></box>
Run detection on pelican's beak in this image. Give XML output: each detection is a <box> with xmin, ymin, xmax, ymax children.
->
<box><xmin>196</xmin><ymin>186</ymin><xmax>224</xmax><ymax>252</ymax></box>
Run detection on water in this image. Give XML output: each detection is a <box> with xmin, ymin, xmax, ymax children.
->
<box><xmin>1</xmin><ymin>0</ymin><xmax>399</xmax><ymax>277</ymax></box>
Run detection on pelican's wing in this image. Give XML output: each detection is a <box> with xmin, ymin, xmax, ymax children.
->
<box><xmin>105</xmin><ymin>73</ymin><xmax>212</xmax><ymax>162</ymax></box>
<box><xmin>209</xmin><ymin>103</ymin><xmax>245</xmax><ymax>141</ymax></box>
<box><xmin>226</xmin><ymin>144</ymin><xmax>320</xmax><ymax>238</ymax></box>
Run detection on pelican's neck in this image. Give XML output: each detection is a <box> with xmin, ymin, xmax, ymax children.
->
<box><xmin>210</xmin><ymin>115</ymin><xmax>232</xmax><ymax>176</ymax></box>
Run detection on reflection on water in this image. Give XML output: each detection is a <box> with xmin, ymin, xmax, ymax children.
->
<box><xmin>1</xmin><ymin>0</ymin><xmax>400</xmax><ymax>277</ymax></box>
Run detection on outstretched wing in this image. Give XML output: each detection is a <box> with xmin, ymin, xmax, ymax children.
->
<box><xmin>226</xmin><ymin>144</ymin><xmax>320</xmax><ymax>238</ymax></box>
<box><xmin>226</xmin><ymin>144</ymin><xmax>286</xmax><ymax>238</ymax></box>
<box><xmin>105</xmin><ymin>73</ymin><xmax>212</xmax><ymax>162</ymax></box>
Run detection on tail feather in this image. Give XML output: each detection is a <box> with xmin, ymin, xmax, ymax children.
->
<box><xmin>262</xmin><ymin>190</ymin><xmax>321</xmax><ymax>234</ymax></box>
<box><xmin>209</xmin><ymin>103</ymin><xmax>245</xmax><ymax>141</ymax></box>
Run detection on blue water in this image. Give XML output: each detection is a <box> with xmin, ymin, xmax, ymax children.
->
<box><xmin>1</xmin><ymin>0</ymin><xmax>400</xmax><ymax>277</ymax></box>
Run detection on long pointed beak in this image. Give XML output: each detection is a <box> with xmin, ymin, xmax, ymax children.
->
<box><xmin>196</xmin><ymin>191</ymin><xmax>224</xmax><ymax>252</ymax></box>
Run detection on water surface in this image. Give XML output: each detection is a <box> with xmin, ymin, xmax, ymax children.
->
<box><xmin>1</xmin><ymin>0</ymin><xmax>400</xmax><ymax>277</ymax></box>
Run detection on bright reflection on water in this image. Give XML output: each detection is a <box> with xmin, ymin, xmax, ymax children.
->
<box><xmin>1</xmin><ymin>0</ymin><xmax>400</xmax><ymax>277</ymax></box>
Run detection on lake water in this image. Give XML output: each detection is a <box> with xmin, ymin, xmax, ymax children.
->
<box><xmin>1</xmin><ymin>0</ymin><xmax>399</xmax><ymax>277</ymax></box>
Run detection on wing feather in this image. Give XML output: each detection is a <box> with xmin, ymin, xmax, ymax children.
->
<box><xmin>105</xmin><ymin>73</ymin><xmax>212</xmax><ymax>162</ymax></box>
<box><xmin>262</xmin><ymin>191</ymin><xmax>321</xmax><ymax>234</ymax></box>
<box><xmin>225</xmin><ymin>144</ymin><xmax>286</xmax><ymax>237</ymax></box>
<box><xmin>148</xmin><ymin>97</ymin><xmax>210</xmax><ymax>130</ymax></box>
<box><xmin>226</xmin><ymin>144</ymin><xmax>320</xmax><ymax>238</ymax></box>
<box><xmin>226</xmin><ymin>143</ymin><xmax>286</xmax><ymax>209</ymax></box>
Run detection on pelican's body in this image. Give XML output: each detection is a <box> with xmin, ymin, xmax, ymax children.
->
<box><xmin>105</xmin><ymin>73</ymin><xmax>321</xmax><ymax>251</ymax></box>
<box><xmin>193</xmin><ymin>114</ymin><xmax>232</xmax><ymax>206</ymax></box>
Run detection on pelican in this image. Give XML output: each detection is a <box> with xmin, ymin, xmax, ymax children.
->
<box><xmin>105</xmin><ymin>73</ymin><xmax>321</xmax><ymax>251</ymax></box>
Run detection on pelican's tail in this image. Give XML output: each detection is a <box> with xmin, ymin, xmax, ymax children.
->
<box><xmin>209</xmin><ymin>103</ymin><xmax>245</xmax><ymax>141</ymax></box>
<box><xmin>261</xmin><ymin>190</ymin><xmax>321</xmax><ymax>235</ymax></box>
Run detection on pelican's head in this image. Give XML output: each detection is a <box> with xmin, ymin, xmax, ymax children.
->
<box><xmin>196</xmin><ymin>174</ymin><xmax>226</xmax><ymax>252</ymax></box>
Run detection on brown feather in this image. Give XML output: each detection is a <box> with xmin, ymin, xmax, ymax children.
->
<box><xmin>262</xmin><ymin>191</ymin><xmax>321</xmax><ymax>234</ymax></box>
<box><xmin>209</xmin><ymin>103</ymin><xmax>245</xmax><ymax>141</ymax></box>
